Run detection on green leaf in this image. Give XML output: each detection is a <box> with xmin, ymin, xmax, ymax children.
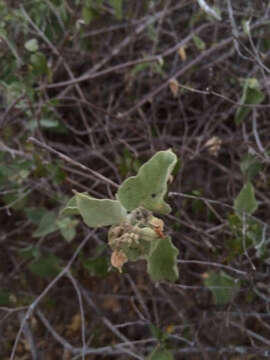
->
<box><xmin>76</xmin><ymin>193</ymin><xmax>127</xmax><ymax>227</ymax></box>
<box><xmin>26</xmin><ymin>118</ymin><xmax>60</xmax><ymax>131</ymax></box>
<box><xmin>204</xmin><ymin>271</ymin><xmax>240</xmax><ymax>305</ymax></box>
<box><xmin>33</xmin><ymin>211</ymin><xmax>58</xmax><ymax>238</ymax></box>
<box><xmin>130</xmin><ymin>63</ymin><xmax>151</xmax><ymax>78</ymax></box>
<box><xmin>57</xmin><ymin>216</ymin><xmax>78</xmax><ymax>242</ymax></box>
<box><xmin>40</xmin><ymin>118</ymin><xmax>59</xmax><ymax>128</ymax></box>
<box><xmin>109</xmin><ymin>0</ymin><xmax>123</xmax><ymax>19</ymax></box>
<box><xmin>25</xmin><ymin>38</ymin><xmax>39</xmax><ymax>52</ymax></box>
<box><xmin>240</xmin><ymin>153</ymin><xmax>262</xmax><ymax>182</ymax></box>
<box><xmin>82</xmin><ymin>256</ymin><xmax>110</xmax><ymax>278</ymax></box>
<box><xmin>150</xmin><ymin>324</ymin><xmax>168</xmax><ymax>342</ymax></box>
<box><xmin>3</xmin><ymin>191</ymin><xmax>28</xmax><ymax>210</ymax></box>
<box><xmin>2</xmin><ymin>159</ymin><xmax>32</xmax><ymax>185</ymax></box>
<box><xmin>25</xmin><ymin>207</ymin><xmax>47</xmax><ymax>225</ymax></box>
<box><xmin>117</xmin><ymin>149</ymin><xmax>177</xmax><ymax>214</ymax></box>
<box><xmin>234</xmin><ymin>182</ymin><xmax>258</xmax><ymax>215</ymax></box>
<box><xmin>82</xmin><ymin>6</ymin><xmax>94</xmax><ymax>24</ymax></box>
<box><xmin>118</xmin><ymin>149</ymin><xmax>141</xmax><ymax>177</ymax></box>
<box><xmin>47</xmin><ymin>163</ymin><xmax>66</xmax><ymax>184</ymax></box>
<box><xmin>242</xmin><ymin>19</ymin><xmax>250</xmax><ymax>35</ymax></box>
<box><xmin>147</xmin><ymin>345</ymin><xmax>174</xmax><ymax>360</ymax></box>
<box><xmin>191</xmin><ymin>189</ymin><xmax>204</xmax><ymax>215</ymax></box>
<box><xmin>235</xmin><ymin>78</ymin><xmax>265</xmax><ymax>124</ymax></box>
<box><xmin>19</xmin><ymin>246</ymin><xmax>40</xmax><ymax>260</ymax></box>
<box><xmin>29</xmin><ymin>254</ymin><xmax>60</xmax><ymax>278</ymax></box>
<box><xmin>147</xmin><ymin>237</ymin><xmax>179</xmax><ymax>282</ymax></box>
<box><xmin>30</xmin><ymin>52</ymin><xmax>48</xmax><ymax>74</ymax></box>
<box><xmin>228</xmin><ymin>213</ymin><xmax>242</xmax><ymax>232</ymax></box>
<box><xmin>193</xmin><ymin>35</ymin><xmax>206</xmax><ymax>50</ymax></box>
<box><xmin>61</xmin><ymin>195</ymin><xmax>80</xmax><ymax>216</ymax></box>
<box><xmin>0</xmin><ymin>291</ymin><xmax>10</xmax><ymax>306</ymax></box>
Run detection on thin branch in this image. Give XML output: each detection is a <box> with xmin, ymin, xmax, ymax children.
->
<box><xmin>28</xmin><ymin>137</ymin><xmax>118</xmax><ymax>189</ymax></box>
<box><xmin>10</xmin><ymin>231</ymin><xmax>93</xmax><ymax>360</ymax></box>
<box><xmin>177</xmin><ymin>259</ymin><xmax>247</xmax><ymax>276</ymax></box>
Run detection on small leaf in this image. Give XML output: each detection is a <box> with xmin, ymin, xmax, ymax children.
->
<box><xmin>61</xmin><ymin>195</ymin><xmax>80</xmax><ymax>216</ymax></box>
<box><xmin>228</xmin><ymin>213</ymin><xmax>242</xmax><ymax>232</ymax></box>
<box><xmin>33</xmin><ymin>211</ymin><xmax>58</xmax><ymax>238</ymax></box>
<box><xmin>83</xmin><ymin>256</ymin><xmax>110</xmax><ymax>278</ymax></box>
<box><xmin>30</xmin><ymin>52</ymin><xmax>48</xmax><ymax>74</ymax></box>
<box><xmin>76</xmin><ymin>193</ymin><xmax>127</xmax><ymax>227</ymax></box>
<box><xmin>193</xmin><ymin>35</ymin><xmax>206</xmax><ymax>50</ymax></box>
<box><xmin>57</xmin><ymin>216</ymin><xmax>78</xmax><ymax>242</ymax></box>
<box><xmin>242</xmin><ymin>19</ymin><xmax>250</xmax><ymax>35</ymax></box>
<box><xmin>109</xmin><ymin>0</ymin><xmax>123</xmax><ymax>19</ymax></box>
<box><xmin>204</xmin><ymin>271</ymin><xmax>240</xmax><ymax>305</ymax></box>
<box><xmin>19</xmin><ymin>246</ymin><xmax>40</xmax><ymax>260</ymax></box>
<box><xmin>147</xmin><ymin>237</ymin><xmax>179</xmax><ymax>282</ymax></box>
<box><xmin>234</xmin><ymin>182</ymin><xmax>258</xmax><ymax>215</ymax></box>
<box><xmin>25</xmin><ymin>207</ymin><xmax>47</xmax><ymax>225</ymax></box>
<box><xmin>0</xmin><ymin>291</ymin><xmax>10</xmax><ymax>306</ymax></box>
<box><xmin>147</xmin><ymin>345</ymin><xmax>174</xmax><ymax>360</ymax></box>
<box><xmin>29</xmin><ymin>254</ymin><xmax>60</xmax><ymax>278</ymax></box>
<box><xmin>235</xmin><ymin>78</ymin><xmax>265</xmax><ymax>124</ymax></box>
<box><xmin>117</xmin><ymin>150</ymin><xmax>177</xmax><ymax>214</ymax></box>
<box><xmin>3</xmin><ymin>191</ymin><xmax>28</xmax><ymax>211</ymax></box>
<box><xmin>25</xmin><ymin>38</ymin><xmax>39</xmax><ymax>52</ymax></box>
<box><xmin>40</xmin><ymin>118</ymin><xmax>59</xmax><ymax>128</ymax></box>
<box><xmin>150</xmin><ymin>324</ymin><xmax>168</xmax><ymax>342</ymax></box>
<box><xmin>240</xmin><ymin>153</ymin><xmax>262</xmax><ymax>182</ymax></box>
<box><xmin>130</xmin><ymin>63</ymin><xmax>151</xmax><ymax>77</ymax></box>
<box><xmin>82</xmin><ymin>6</ymin><xmax>94</xmax><ymax>25</ymax></box>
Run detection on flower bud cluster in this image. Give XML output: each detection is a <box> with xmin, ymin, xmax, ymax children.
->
<box><xmin>108</xmin><ymin>207</ymin><xmax>166</xmax><ymax>271</ymax></box>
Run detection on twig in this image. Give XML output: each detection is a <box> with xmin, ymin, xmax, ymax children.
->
<box><xmin>197</xmin><ymin>0</ymin><xmax>221</xmax><ymax>21</ymax></box>
<box><xmin>44</xmin><ymin>22</ymin><xmax>211</xmax><ymax>89</ymax></box>
<box><xmin>80</xmin><ymin>286</ymin><xmax>140</xmax><ymax>355</ymax></box>
<box><xmin>177</xmin><ymin>259</ymin><xmax>247</xmax><ymax>276</ymax></box>
<box><xmin>10</xmin><ymin>231</ymin><xmax>93</xmax><ymax>360</ymax></box>
<box><xmin>119</xmin><ymin>19</ymin><xmax>268</xmax><ymax>118</ymax></box>
<box><xmin>66</xmin><ymin>271</ymin><xmax>86</xmax><ymax>360</ymax></box>
<box><xmin>18</xmin><ymin>311</ymin><xmax>39</xmax><ymax>360</ymax></box>
<box><xmin>252</xmin><ymin>109</ymin><xmax>269</xmax><ymax>158</ymax></box>
<box><xmin>28</xmin><ymin>137</ymin><xmax>118</xmax><ymax>188</ymax></box>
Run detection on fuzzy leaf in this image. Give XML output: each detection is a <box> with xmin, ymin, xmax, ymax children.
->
<box><xmin>57</xmin><ymin>216</ymin><xmax>78</xmax><ymax>242</ymax></box>
<box><xmin>147</xmin><ymin>237</ymin><xmax>179</xmax><ymax>282</ymax></box>
<box><xmin>117</xmin><ymin>150</ymin><xmax>177</xmax><ymax>214</ymax></box>
<box><xmin>60</xmin><ymin>195</ymin><xmax>80</xmax><ymax>216</ymax></box>
<box><xmin>76</xmin><ymin>193</ymin><xmax>127</xmax><ymax>227</ymax></box>
<box><xmin>204</xmin><ymin>271</ymin><xmax>240</xmax><ymax>305</ymax></box>
<box><xmin>234</xmin><ymin>182</ymin><xmax>258</xmax><ymax>215</ymax></box>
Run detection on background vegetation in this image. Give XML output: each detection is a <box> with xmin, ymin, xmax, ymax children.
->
<box><xmin>1</xmin><ymin>0</ymin><xmax>270</xmax><ymax>359</ymax></box>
